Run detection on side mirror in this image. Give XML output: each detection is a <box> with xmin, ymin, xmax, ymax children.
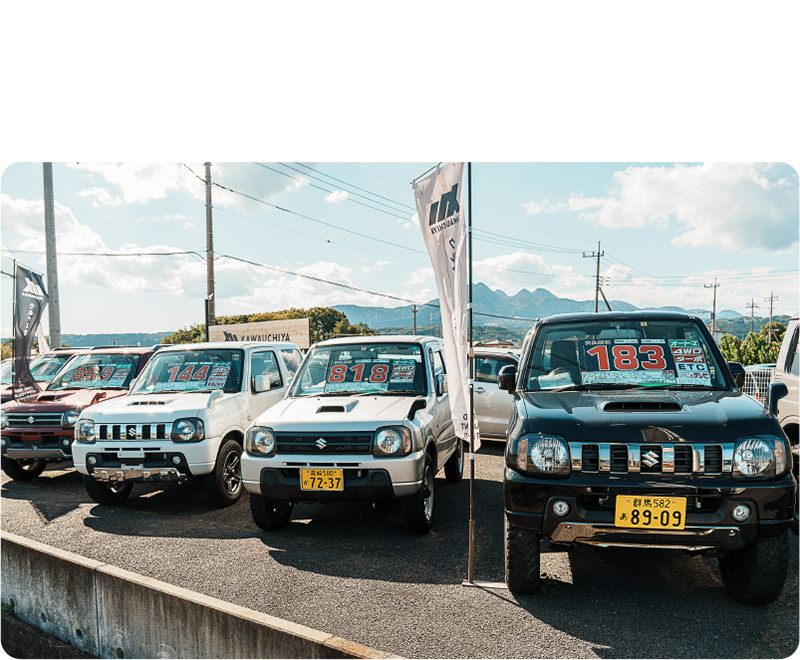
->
<box><xmin>727</xmin><ymin>361</ymin><xmax>745</xmax><ymax>389</ymax></box>
<box><xmin>254</xmin><ymin>375</ymin><xmax>271</xmax><ymax>393</ymax></box>
<box><xmin>498</xmin><ymin>364</ymin><xmax>517</xmax><ymax>392</ymax></box>
<box><xmin>768</xmin><ymin>382</ymin><xmax>788</xmax><ymax>417</ymax></box>
<box><xmin>435</xmin><ymin>374</ymin><xmax>448</xmax><ymax>396</ymax></box>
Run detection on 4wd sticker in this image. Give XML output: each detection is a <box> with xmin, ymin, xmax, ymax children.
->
<box><xmin>669</xmin><ymin>340</ymin><xmax>711</xmax><ymax>385</ymax></box>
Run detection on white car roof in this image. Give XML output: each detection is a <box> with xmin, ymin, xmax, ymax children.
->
<box><xmin>156</xmin><ymin>341</ymin><xmax>299</xmax><ymax>352</ymax></box>
<box><xmin>315</xmin><ymin>334</ymin><xmax>439</xmax><ymax>347</ymax></box>
<box><xmin>473</xmin><ymin>346</ymin><xmax>520</xmax><ymax>357</ymax></box>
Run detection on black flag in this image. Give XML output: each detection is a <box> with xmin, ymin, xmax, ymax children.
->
<box><xmin>13</xmin><ymin>264</ymin><xmax>49</xmax><ymax>400</ymax></box>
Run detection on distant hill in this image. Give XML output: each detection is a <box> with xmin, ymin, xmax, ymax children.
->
<box><xmin>61</xmin><ymin>332</ymin><xmax>172</xmax><ymax>347</ymax></box>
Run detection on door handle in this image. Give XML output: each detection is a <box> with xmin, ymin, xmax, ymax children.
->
<box><xmin>474</xmin><ymin>386</ymin><xmax>485</xmax><ymax>394</ymax></box>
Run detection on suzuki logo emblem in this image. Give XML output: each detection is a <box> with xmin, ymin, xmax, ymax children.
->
<box><xmin>28</xmin><ymin>416</ymin><xmax>35</xmax><ymax>424</ymax></box>
<box><xmin>316</xmin><ymin>437</ymin><xmax>327</xmax><ymax>449</ymax></box>
<box><xmin>127</xmin><ymin>427</ymin><xmax>137</xmax><ymax>438</ymax></box>
<box><xmin>642</xmin><ymin>450</ymin><xmax>660</xmax><ymax>467</ymax></box>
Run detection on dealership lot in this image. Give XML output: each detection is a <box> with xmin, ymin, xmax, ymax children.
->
<box><xmin>1</xmin><ymin>445</ymin><xmax>797</xmax><ymax>659</ymax></box>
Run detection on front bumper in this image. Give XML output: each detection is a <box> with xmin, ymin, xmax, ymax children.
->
<box><xmin>505</xmin><ymin>468</ymin><xmax>795</xmax><ymax>552</ymax></box>
<box><xmin>242</xmin><ymin>449</ymin><xmax>425</xmax><ymax>501</ymax></box>
<box><xmin>91</xmin><ymin>465</ymin><xmax>189</xmax><ymax>484</ymax></box>
<box><xmin>1</xmin><ymin>428</ymin><xmax>75</xmax><ymax>461</ymax></box>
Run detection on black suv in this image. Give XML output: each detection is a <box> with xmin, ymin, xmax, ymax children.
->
<box><xmin>499</xmin><ymin>311</ymin><xmax>794</xmax><ymax>604</ymax></box>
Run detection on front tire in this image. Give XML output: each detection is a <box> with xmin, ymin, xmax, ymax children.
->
<box><xmin>204</xmin><ymin>439</ymin><xmax>243</xmax><ymax>507</ymax></box>
<box><xmin>403</xmin><ymin>452</ymin><xmax>435</xmax><ymax>534</ymax></box>
<box><xmin>444</xmin><ymin>437</ymin><xmax>464</xmax><ymax>484</ymax></box>
<box><xmin>1</xmin><ymin>457</ymin><xmax>46</xmax><ymax>481</ymax></box>
<box><xmin>505</xmin><ymin>520</ymin><xmax>541</xmax><ymax>593</ymax></box>
<box><xmin>718</xmin><ymin>532</ymin><xmax>790</xmax><ymax>604</ymax></box>
<box><xmin>83</xmin><ymin>475</ymin><xmax>132</xmax><ymax>505</ymax></box>
<box><xmin>249</xmin><ymin>493</ymin><xmax>293</xmax><ymax>530</ymax></box>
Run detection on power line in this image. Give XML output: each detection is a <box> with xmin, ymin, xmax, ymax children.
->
<box><xmin>2</xmin><ymin>248</ymin><xmax>205</xmax><ymax>259</ymax></box>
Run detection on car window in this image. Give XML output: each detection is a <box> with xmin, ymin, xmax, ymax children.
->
<box><xmin>251</xmin><ymin>350</ymin><xmax>282</xmax><ymax>392</ymax></box>
<box><xmin>523</xmin><ymin>319</ymin><xmax>727</xmax><ymax>391</ymax></box>
<box><xmin>475</xmin><ymin>356</ymin><xmax>516</xmax><ymax>383</ymax></box>
<box><xmin>280</xmin><ymin>348</ymin><xmax>302</xmax><ymax>378</ymax></box>
<box><xmin>130</xmin><ymin>349</ymin><xmax>244</xmax><ymax>394</ymax></box>
<box><xmin>433</xmin><ymin>350</ymin><xmax>445</xmax><ymax>378</ymax></box>
<box><xmin>48</xmin><ymin>353</ymin><xmax>142</xmax><ymax>390</ymax></box>
<box><xmin>789</xmin><ymin>328</ymin><xmax>799</xmax><ymax>376</ymax></box>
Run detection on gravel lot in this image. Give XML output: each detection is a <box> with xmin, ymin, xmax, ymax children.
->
<box><xmin>1</xmin><ymin>445</ymin><xmax>798</xmax><ymax>659</ymax></box>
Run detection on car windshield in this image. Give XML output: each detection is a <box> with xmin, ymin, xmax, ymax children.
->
<box><xmin>523</xmin><ymin>319</ymin><xmax>728</xmax><ymax>391</ymax></box>
<box><xmin>290</xmin><ymin>342</ymin><xmax>427</xmax><ymax>397</ymax></box>
<box><xmin>47</xmin><ymin>353</ymin><xmax>142</xmax><ymax>390</ymax></box>
<box><xmin>0</xmin><ymin>359</ymin><xmax>13</xmax><ymax>384</ymax></box>
<box><xmin>130</xmin><ymin>348</ymin><xmax>244</xmax><ymax>394</ymax></box>
<box><xmin>29</xmin><ymin>354</ymin><xmax>73</xmax><ymax>382</ymax></box>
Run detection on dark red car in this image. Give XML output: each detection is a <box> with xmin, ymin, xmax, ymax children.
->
<box><xmin>1</xmin><ymin>346</ymin><xmax>155</xmax><ymax>480</ymax></box>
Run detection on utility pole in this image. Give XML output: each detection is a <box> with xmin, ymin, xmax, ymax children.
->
<box><xmin>746</xmin><ymin>298</ymin><xmax>759</xmax><ymax>335</ymax></box>
<box><xmin>765</xmin><ymin>292</ymin><xmax>778</xmax><ymax>345</ymax></box>
<box><xmin>582</xmin><ymin>241</ymin><xmax>604</xmax><ymax>313</ymax></box>
<box><xmin>412</xmin><ymin>305</ymin><xmax>418</xmax><ymax>335</ymax></box>
<box><xmin>598</xmin><ymin>277</ymin><xmax>612</xmax><ymax>312</ymax></box>
<box><xmin>704</xmin><ymin>278</ymin><xmax>720</xmax><ymax>336</ymax></box>
<box><xmin>43</xmin><ymin>163</ymin><xmax>61</xmax><ymax>348</ymax></box>
<box><xmin>205</xmin><ymin>163</ymin><xmax>216</xmax><ymax>328</ymax></box>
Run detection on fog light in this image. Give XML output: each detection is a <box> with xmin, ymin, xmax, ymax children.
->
<box><xmin>731</xmin><ymin>504</ymin><xmax>751</xmax><ymax>522</ymax></box>
<box><xmin>171</xmin><ymin>455</ymin><xmax>181</xmax><ymax>465</ymax></box>
<box><xmin>87</xmin><ymin>455</ymin><xmax>97</xmax><ymax>465</ymax></box>
<box><xmin>553</xmin><ymin>500</ymin><xmax>570</xmax><ymax>517</ymax></box>
<box><xmin>61</xmin><ymin>438</ymin><xmax>71</xmax><ymax>447</ymax></box>
<box><xmin>0</xmin><ymin>438</ymin><xmax>5</xmax><ymax>447</ymax></box>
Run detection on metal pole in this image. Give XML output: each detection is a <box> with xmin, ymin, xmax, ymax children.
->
<box><xmin>205</xmin><ymin>298</ymin><xmax>210</xmax><ymax>342</ymax></box>
<box><xmin>412</xmin><ymin>305</ymin><xmax>418</xmax><ymax>335</ymax></box>
<box><xmin>205</xmin><ymin>163</ymin><xmax>216</xmax><ymax>326</ymax></box>
<box><xmin>467</xmin><ymin>165</ymin><xmax>475</xmax><ymax>581</ymax></box>
<box><xmin>583</xmin><ymin>242</ymin><xmax>603</xmax><ymax>313</ymax></box>
<box><xmin>43</xmin><ymin>163</ymin><xmax>61</xmax><ymax>348</ymax></box>
<box><xmin>705</xmin><ymin>278</ymin><xmax>719</xmax><ymax>336</ymax></box>
<box><xmin>11</xmin><ymin>258</ymin><xmax>16</xmax><ymax>395</ymax></box>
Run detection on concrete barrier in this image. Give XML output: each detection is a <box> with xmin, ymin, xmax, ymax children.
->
<box><xmin>1</xmin><ymin>533</ymin><xmax>401</xmax><ymax>659</ymax></box>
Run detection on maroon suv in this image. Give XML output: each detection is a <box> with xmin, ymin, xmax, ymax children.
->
<box><xmin>1</xmin><ymin>349</ymin><xmax>81</xmax><ymax>404</ymax></box>
<box><xmin>1</xmin><ymin>346</ymin><xmax>155</xmax><ymax>480</ymax></box>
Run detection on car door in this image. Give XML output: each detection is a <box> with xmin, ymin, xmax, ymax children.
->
<box><xmin>430</xmin><ymin>346</ymin><xmax>455</xmax><ymax>466</ymax></box>
<box><xmin>249</xmin><ymin>350</ymin><xmax>287</xmax><ymax>420</ymax></box>
<box><xmin>474</xmin><ymin>354</ymin><xmax>518</xmax><ymax>439</ymax></box>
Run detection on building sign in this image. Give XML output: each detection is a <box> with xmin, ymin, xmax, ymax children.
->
<box><xmin>209</xmin><ymin>318</ymin><xmax>311</xmax><ymax>349</ymax></box>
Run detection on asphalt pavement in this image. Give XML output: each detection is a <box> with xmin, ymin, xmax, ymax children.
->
<box><xmin>1</xmin><ymin>446</ymin><xmax>798</xmax><ymax>659</ymax></box>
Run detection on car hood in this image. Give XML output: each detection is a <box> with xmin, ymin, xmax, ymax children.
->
<box><xmin>2</xmin><ymin>388</ymin><xmax>125</xmax><ymax>413</ymax></box>
<box><xmin>520</xmin><ymin>389</ymin><xmax>772</xmax><ymax>443</ymax></box>
<box><xmin>80</xmin><ymin>391</ymin><xmax>235</xmax><ymax>422</ymax></box>
<box><xmin>255</xmin><ymin>395</ymin><xmax>420</xmax><ymax>431</ymax></box>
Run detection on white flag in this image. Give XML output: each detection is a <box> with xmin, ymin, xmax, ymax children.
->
<box><xmin>37</xmin><ymin>322</ymin><xmax>50</xmax><ymax>353</ymax></box>
<box><xmin>413</xmin><ymin>162</ymin><xmax>480</xmax><ymax>450</ymax></box>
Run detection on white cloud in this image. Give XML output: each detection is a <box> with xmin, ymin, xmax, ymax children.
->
<box><xmin>402</xmin><ymin>212</ymin><xmax>420</xmax><ymax>229</ymax></box>
<box><xmin>572</xmin><ymin>163</ymin><xmax>799</xmax><ymax>253</ymax></box>
<box><xmin>77</xmin><ymin>187</ymin><xmax>124</xmax><ymax>207</ymax></box>
<box><xmin>360</xmin><ymin>260</ymin><xmax>391</xmax><ymax>274</ymax></box>
<box><xmin>474</xmin><ymin>252</ymin><xmax>590</xmax><ymax>294</ymax></box>
<box><xmin>324</xmin><ymin>190</ymin><xmax>349</xmax><ymax>204</ymax></box>
<box><xmin>523</xmin><ymin>199</ymin><xmax>566</xmax><ymax>215</ymax></box>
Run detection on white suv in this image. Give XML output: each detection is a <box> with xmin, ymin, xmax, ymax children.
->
<box><xmin>241</xmin><ymin>335</ymin><xmax>462</xmax><ymax>534</ymax></box>
<box><xmin>73</xmin><ymin>341</ymin><xmax>302</xmax><ymax>507</ymax></box>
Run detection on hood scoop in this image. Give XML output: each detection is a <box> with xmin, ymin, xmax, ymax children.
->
<box><xmin>316</xmin><ymin>401</ymin><xmax>358</xmax><ymax>414</ymax></box>
<box><xmin>129</xmin><ymin>400</ymin><xmax>169</xmax><ymax>406</ymax></box>
<box><xmin>36</xmin><ymin>394</ymin><xmax>60</xmax><ymax>401</ymax></box>
<box><xmin>602</xmin><ymin>401</ymin><xmax>682</xmax><ymax>413</ymax></box>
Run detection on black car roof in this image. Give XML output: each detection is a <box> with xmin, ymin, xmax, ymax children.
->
<box><xmin>538</xmin><ymin>310</ymin><xmax>698</xmax><ymax>325</ymax></box>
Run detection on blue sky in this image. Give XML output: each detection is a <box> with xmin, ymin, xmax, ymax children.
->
<box><xmin>1</xmin><ymin>161</ymin><xmax>797</xmax><ymax>337</ymax></box>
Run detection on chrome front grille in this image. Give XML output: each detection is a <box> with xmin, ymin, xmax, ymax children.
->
<box><xmin>95</xmin><ymin>423</ymin><xmax>173</xmax><ymax>441</ymax></box>
<box><xmin>275</xmin><ymin>433</ymin><xmax>373</xmax><ymax>454</ymax></box>
<box><xmin>569</xmin><ymin>442</ymin><xmax>733</xmax><ymax>475</ymax></box>
<box><xmin>6</xmin><ymin>412</ymin><xmax>63</xmax><ymax>427</ymax></box>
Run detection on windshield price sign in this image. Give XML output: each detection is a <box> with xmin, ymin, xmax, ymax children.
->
<box><xmin>154</xmin><ymin>362</ymin><xmax>232</xmax><ymax>391</ymax></box>
<box><xmin>579</xmin><ymin>339</ymin><xmax>677</xmax><ymax>384</ymax></box>
<box><xmin>669</xmin><ymin>339</ymin><xmax>711</xmax><ymax>385</ymax></box>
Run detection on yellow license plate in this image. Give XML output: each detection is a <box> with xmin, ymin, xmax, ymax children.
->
<box><xmin>300</xmin><ymin>468</ymin><xmax>343</xmax><ymax>492</ymax></box>
<box><xmin>615</xmin><ymin>496</ymin><xmax>686</xmax><ymax>530</ymax></box>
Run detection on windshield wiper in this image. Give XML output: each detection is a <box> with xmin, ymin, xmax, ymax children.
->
<box><xmin>652</xmin><ymin>384</ymin><xmax>729</xmax><ymax>391</ymax></box>
<box><xmin>538</xmin><ymin>384</ymin><xmax>649</xmax><ymax>393</ymax></box>
<box><xmin>360</xmin><ymin>389</ymin><xmax>420</xmax><ymax>396</ymax></box>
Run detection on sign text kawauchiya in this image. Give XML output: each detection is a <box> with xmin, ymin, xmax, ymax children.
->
<box><xmin>209</xmin><ymin>318</ymin><xmax>311</xmax><ymax>349</ymax></box>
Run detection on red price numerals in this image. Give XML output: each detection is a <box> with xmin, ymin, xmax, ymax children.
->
<box><xmin>586</xmin><ymin>344</ymin><xmax>667</xmax><ymax>371</ymax></box>
<box><xmin>328</xmin><ymin>363</ymin><xmax>390</xmax><ymax>383</ymax></box>
<box><xmin>166</xmin><ymin>365</ymin><xmax>211</xmax><ymax>382</ymax></box>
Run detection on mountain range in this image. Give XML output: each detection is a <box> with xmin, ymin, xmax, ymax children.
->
<box><xmin>334</xmin><ymin>283</ymin><xmax>744</xmax><ymax>329</ymax></box>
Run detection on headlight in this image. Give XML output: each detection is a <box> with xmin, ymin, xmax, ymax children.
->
<box><xmin>0</xmin><ymin>409</ymin><xmax>6</xmax><ymax>430</ymax></box>
<box><xmin>245</xmin><ymin>426</ymin><xmax>275</xmax><ymax>455</ymax></box>
<box><xmin>373</xmin><ymin>426</ymin><xmax>412</xmax><ymax>457</ymax></box>
<box><xmin>514</xmin><ymin>433</ymin><xmax>571</xmax><ymax>476</ymax></box>
<box><xmin>733</xmin><ymin>435</ymin><xmax>787</xmax><ymax>479</ymax></box>
<box><xmin>170</xmin><ymin>418</ymin><xmax>205</xmax><ymax>443</ymax></box>
<box><xmin>75</xmin><ymin>419</ymin><xmax>96</xmax><ymax>444</ymax></box>
<box><xmin>62</xmin><ymin>408</ymin><xmax>81</xmax><ymax>428</ymax></box>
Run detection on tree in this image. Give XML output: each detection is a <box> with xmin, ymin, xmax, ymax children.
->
<box><xmin>719</xmin><ymin>331</ymin><xmax>781</xmax><ymax>366</ymax></box>
<box><xmin>161</xmin><ymin>323</ymin><xmax>207</xmax><ymax>344</ymax></box>
<box><xmin>1</xmin><ymin>338</ymin><xmax>12</xmax><ymax>360</ymax></box>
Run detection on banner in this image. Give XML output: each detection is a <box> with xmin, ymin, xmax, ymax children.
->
<box><xmin>209</xmin><ymin>318</ymin><xmax>311</xmax><ymax>349</ymax></box>
<box><xmin>13</xmin><ymin>264</ymin><xmax>49</xmax><ymax>400</ymax></box>
<box><xmin>413</xmin><ymin>162</ymin><xmax>479</xmax><ymax>449</ymax></box>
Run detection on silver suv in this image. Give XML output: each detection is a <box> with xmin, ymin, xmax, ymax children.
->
<box><xmin>241</xmin><ymin>335</ymin><xmax>463</xmax><ymax>534</ymax></box>
<box><xmin>774</xmin><ymin>317</ymin><xmax>798</xmax><ymax>531</ymax></box>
